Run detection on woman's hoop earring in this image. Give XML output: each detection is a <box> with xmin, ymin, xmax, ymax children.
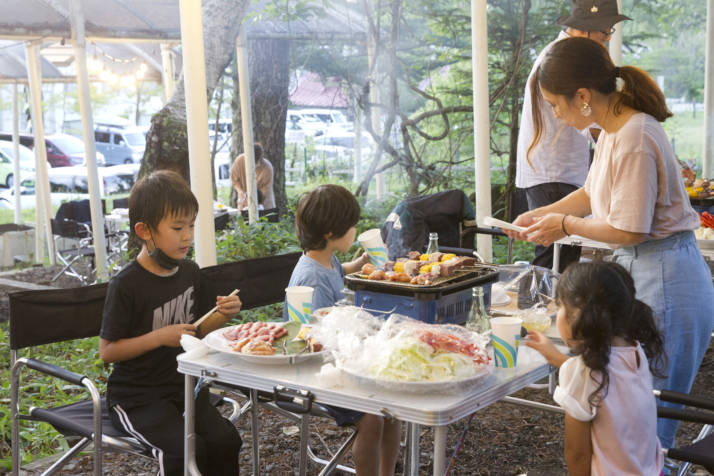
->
<box><xmin>581</xmin><ymin>102</ymin><xmax>592</xmax><ymax>117</ymax></box>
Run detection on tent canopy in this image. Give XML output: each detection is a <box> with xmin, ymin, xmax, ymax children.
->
<box><xmin>0</xmin><ymin>0</ymin><xmax>367</xmax><ymax>42</ymax></box>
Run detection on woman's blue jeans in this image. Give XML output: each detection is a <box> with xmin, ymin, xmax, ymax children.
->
<box><xmin>614</xmin><ymin>230</ymin><xmax>714</xmax><ymax>448</ymax></box>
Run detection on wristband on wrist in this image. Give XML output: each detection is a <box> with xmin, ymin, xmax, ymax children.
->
<box><xmin>561</xmin><ymin>214</ymin><xmax>570</xmax><ymax>237</ymax></box>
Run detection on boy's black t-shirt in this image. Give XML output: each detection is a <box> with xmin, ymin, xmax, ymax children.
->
<box><xmin>100</xmin><ymin>259</ymin><xmax>202</xmax><ymax>407</ymax></box>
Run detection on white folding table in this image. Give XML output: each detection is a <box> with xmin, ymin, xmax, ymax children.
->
<box><xmin>178</xmin><ymin>345</ymin><xmax>558</xmax><ymax>476</ymax></box>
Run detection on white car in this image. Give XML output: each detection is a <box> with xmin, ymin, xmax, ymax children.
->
<box><xmin>313</xmin><ymin>132</ymin><xmax>374</xmax><ymax>160</ymax></box>
<box><xmin>295</xmin><ymin>108</ymin><xmax>353</xmax><ymax>132</ymax></box>
<box><xmin>46</xmin><ymin>163</ymin><xmax>140</xmax><ymax>195</ymax></box>
<box><xmin>287</xmin><ymin>111</ymin><xmax>326</xmax><ymax>137</ymax></box>
<box><xmin>0</xmin><ymin>140</ymin><xmax>35</xmax><ymax>188</ymax></box>
<box><xmin>0</xmin><ymin>177</ymin><xmax>91</xmax><ymax>209</ymax></box>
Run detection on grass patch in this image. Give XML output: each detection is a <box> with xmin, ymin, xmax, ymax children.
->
<box><xmin>0</xmin><ymin>322</ymin><xmax>107</xmax><ymax>471</ymax></box>
<box><xmin>663</xmin><ymin>112</ymin><xmax>705</xmax><ymax>167</ymax></box>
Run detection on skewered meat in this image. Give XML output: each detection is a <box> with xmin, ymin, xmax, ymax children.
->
<box><xmin>408</xmin><ymin>251</ymin><xmax>421</xmax><ymax>260</ymax></box>
<box><xmin>361</xmin><ymin>263</ymin><xmax>376</xmax><ymax>275</ymax></box>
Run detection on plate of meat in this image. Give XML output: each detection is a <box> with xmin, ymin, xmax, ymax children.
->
<box><xmin>203</xmin><ymin>321</ymin><xmax>328</xmax><ymax>365</ymax></box>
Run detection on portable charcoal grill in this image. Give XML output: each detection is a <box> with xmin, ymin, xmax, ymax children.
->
<box><xmin>345</xmin><ymin>265</ymin><xmax>499</xmax><ymax>325</ymax></box>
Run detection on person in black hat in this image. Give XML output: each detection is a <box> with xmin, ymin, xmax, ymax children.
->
<box><xmin>515</xmin><ymin>0</ymin><xmax>631</xmax><ymax>273</ymax></box>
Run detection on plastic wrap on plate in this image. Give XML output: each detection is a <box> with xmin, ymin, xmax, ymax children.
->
<box><xmin>311</xmin><ymin>308</ymin><xmax>491</xmax><ymax>392</ymax></box>
<box><xmin>494</xmin><ymin>264</ymin><xmax>558</xmax><ymax>311</ymax></box>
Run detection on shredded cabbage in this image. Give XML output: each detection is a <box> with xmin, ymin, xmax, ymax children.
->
<box><xmin>369</xmin><ymin>336</ymin><xmax>481</xmax><ymax>382</ymax></box>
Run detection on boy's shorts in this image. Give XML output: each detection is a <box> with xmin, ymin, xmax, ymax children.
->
<box><xmin>322</xmin><ymin>404</ymin><xmax>364</xmax><ymax>427</ymax></box>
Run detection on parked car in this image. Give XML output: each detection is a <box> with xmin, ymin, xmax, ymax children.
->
<box><xmin>0</xmin><ymin>132</ymin><xmax>106</xmax><ymax>167</ymax></box>
<box><xmin>94</xmin><ymin>126</ymin><xmax>147</xmax><ymax>165</ymax></box>
<box><xmin>214</xmin><ymin>152</ymin><xmax>232</xmax><ymax>188</ymax></box>
<box><xmin>313</xmin><ymin>132</ymin><xmax>373</xmax><ymax>159</ymax></box>
<box><xmin>63</xmin><ymin>114</ymin><xmax>131</xmax><ymax>137</ymax></box>
<box><xmin>0</xmin><ymin>140</ymin><xmax>35</xmax><ymax>188</ymax></box>
<box><xmin>287</xmin><ymin>111</ymin><xmax>325</xmax><ymax>137</ymax></box>
<box><xmin>295</xmin><ymin>108</ymin><xmax>353</xmax><ymax>132</ymax></box>
<box><xmin>285</xmin><ymin>119</ymin><xmax>307</xmax><ymax>144</ymax></box>
<box><xmin>47</xmin><ymin>163</ymin><xmax>139</xmax><ymax>195</ymax></box>
<box><xmin>208</xmin><ymin>119</ymin><xmax>232</xmax><ymax>136</ymax></box>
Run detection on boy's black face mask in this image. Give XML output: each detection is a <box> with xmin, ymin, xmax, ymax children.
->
<box><xmin>149</xmin><ymin>236</ymin><xmax>181</xmax><ymax>270</ymax></box>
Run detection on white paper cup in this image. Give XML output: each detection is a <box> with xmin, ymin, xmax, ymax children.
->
<box><xmin>358</xmin><ymin>229</ymin><xmax>387</xmax><ymax>267</ymax></box>
<box><xmin>285</xmin><ymin>286</ymin><xmax>314</xmax><ymax>323</ymax></box>
<box><xmin>490</xmin><ymin>317</ymin><xmax>522</xmax><ymax>368</ymax></box>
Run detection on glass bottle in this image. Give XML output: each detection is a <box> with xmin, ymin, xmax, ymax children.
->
<box><xmin>426</xmin><ymin>232</ymin><xmax>439</xmax><ymax>254</ymax></box>
<box><xmin>465</xmin><ymin>286</ymin><xmax>490</xmax><ymax>335</ymax></box>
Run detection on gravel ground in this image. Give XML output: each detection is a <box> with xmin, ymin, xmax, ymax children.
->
<box><xmin>2</xmin><ymin>265</ymin><xmax>712</xmax><ymax>475</ymax></box>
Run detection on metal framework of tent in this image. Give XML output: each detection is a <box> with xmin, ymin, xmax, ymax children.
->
<box><xmin>0</xmin><ymin>0</ymin><xmax>369</xmax><ymax>279</ymax></box>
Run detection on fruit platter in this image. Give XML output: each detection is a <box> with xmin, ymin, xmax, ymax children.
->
<box><xmin>681</xmin><ymin>161</ymin><xmax>714</xmax><ymax>202</ymax></box>
<box><xmin>696</xmin><ymin>212</ymin><xmax>714</xmax><ymax>249</ymax></box>
<box><xmin>204</xmin><ymin>321</ymin><xmax>326</xmax><ymax>364</ymax></box>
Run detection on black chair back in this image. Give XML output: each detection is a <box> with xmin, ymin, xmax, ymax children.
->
<box><xmin>9</xmin><ymin>283</ymin><xmax>109</xmax><ymax>350</ymax></box>
<box><xmin>198</xmin><ymin>252</ymin><xmax>300</xmax><ymax>311</ymax></box>
<box><xmin>240</xmin><ymin>207</ymin><xmax>280</xmax><ymax>223</ymax></box>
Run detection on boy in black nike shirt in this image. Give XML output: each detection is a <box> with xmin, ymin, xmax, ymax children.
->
<box><xmin>100</xmin><ymin>170</ymin><xmax>241</xmax><ymax>475</ymax></box>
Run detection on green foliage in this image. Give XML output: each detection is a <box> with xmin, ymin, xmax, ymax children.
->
<box><xmin>215</xmin><ymin>215</ymin><xmax>300</xmax><ymax>264</ymax></box>
<box><xmin>0</xmin><ymin>322</ymin><xmax>107</xmax><ymax>470</ymax></box>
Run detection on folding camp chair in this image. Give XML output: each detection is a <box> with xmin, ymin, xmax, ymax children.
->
<box><xmin>656</xmin><ymin>389</ymin><xmax>714</xmax><ymax>475</ymax></box>
<box><xmin>9</xmin><ymin>283</ymin><xmax>239</xmax><ymax>476</ymax></box>
<box><xmin>198</xmin><ymin>252</ymin><xmax>358</xmax><ymax>475</ymax></box>
<box><xmin>51</xmin><ymin>200</ymin><xmax>129</xmax><ymax>284</ymax></box>
<box><xmin>381</xmin><ymin>189</ymin><xmax>513</xmax><ymax>263</ymax></box>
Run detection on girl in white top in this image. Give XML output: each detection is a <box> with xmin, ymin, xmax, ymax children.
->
<box><xmin>506</xmin><ymin>37</ymin><xmax>714</xmax><ymax>449</ymax></box>
<box><xmin>527</xmin><ymin>261</ymin><xmax>665</xmax><ymax>476</ymax></box>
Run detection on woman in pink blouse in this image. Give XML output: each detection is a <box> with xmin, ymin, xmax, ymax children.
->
<box><xmin>506</xmin><ymin>36</ymin><xmax>714</xmax><ymax>452</ymax></box>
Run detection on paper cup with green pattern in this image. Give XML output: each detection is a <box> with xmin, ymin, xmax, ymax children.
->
<box><xmin>285</xmin><ymin>286</ymin><xmax>314</xmax><ymax>324</ymax></box>
<box><xmin>358</xmin><ymin>229</ymin><xmax>387</xmax><ymax>268</ymax></box>
<box><xmin>490</xmin><ymin>317</ymin><xmax>522</xmax><ymax>368</ymax></box>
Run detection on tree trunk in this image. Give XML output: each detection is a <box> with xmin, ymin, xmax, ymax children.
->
<box><xmin>230</xmin><ymin>38</ymin><xmax>291</xmax><ymax>212</ymax></box>
<box><xmin>139</xmin><ymin>0</ymin><xmax>249</xmax><ymax>183</ymax></box>
<box><xmin>506</xmin><ymin>89</ymin><xmax>520</xmax><ymax>220</ymax></box>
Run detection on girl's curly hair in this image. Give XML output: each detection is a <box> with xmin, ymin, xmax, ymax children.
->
<box><xmin>556</xmin><ymin>261</ymin><xmax>666</xmax><ymax>407</ymax></box>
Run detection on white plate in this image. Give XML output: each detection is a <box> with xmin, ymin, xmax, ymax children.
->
<box><xmin>697</xmin><ymin>239</ymin><xmax>714</xmax><ymax>250</ymax></box>
<box><xmin>337</xmin><ymin>361</ymin><xmax>492</xmax><ymax>392</ymax></box>
<box><xmin>203</xmin><ymin>324</ymin><xmax>328</xmax><ymax>365</ymax></box>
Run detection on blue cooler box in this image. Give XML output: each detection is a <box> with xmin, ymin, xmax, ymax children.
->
<box><xmin>345</xmin><ymin>265</ymin><xmax>498</xmax><ymax>325</ymax></box>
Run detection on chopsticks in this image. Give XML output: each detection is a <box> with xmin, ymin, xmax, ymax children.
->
<box><xmin>193</xmin><ymin>289</ymin><xmax>240</xmax><ymax>327</ymax></box>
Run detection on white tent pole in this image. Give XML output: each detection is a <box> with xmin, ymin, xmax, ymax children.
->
<box><xmin>25</xmin><ymin>43</ymin><xmax>55</xmax><ymax>265</ymax></box>
<box><xmin>70</xmin><ymin>0</ymin><xmax>108</xmax><ymax>281</ymax></box>
<box><xmin>179</xmin><ymin>0</ymin><xmax>217</xmax><ymax>267</ymax></box>
<box><xmin>12</xmin><ymin>83</ymin><xmax>21</xmax><ymax>224</ymax></box>
<box><xmin>471</xmin><ymin>0</ymin><xmax>492</xmax><ymax>262</ymax></box>
<box><xmin>354</xmin><ymin>106</ymin><xmax>362</xmax><ymax>183</ymax></box>
<box><xmin>235</xmin><ymin>27</ymin><xmax>258</xmax><ymax>224</ymax></box>
<box><xmin>704</xmin><ymin>0</ymin><xmax>714</xmax><ymax>178</ymax></box>
<box><xmin>160</xmin><ymin>43</ymin><xmax>175</xmax><ymax>105</ymax></box>
<box><xmin>608</xmin><ymin>0</ymin><xmax>624</xmax><ymax>66</ymax></box>
<box><xmin>367</xmin><ymin>40</ymin><xmax>384</xmax><ymax>199</ymax></box>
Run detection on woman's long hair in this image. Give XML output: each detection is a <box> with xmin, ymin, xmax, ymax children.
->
<box><xmin>527</xmin><ymin>37</ymin><xmax>672</xmax><ymax>165</ymax></box>
<box><xmin>555</xmin><ymin>261</ymin><xmax>666</xmax><ymax>407</ymax></box>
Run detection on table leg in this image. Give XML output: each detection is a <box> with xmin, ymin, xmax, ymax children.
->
<box><xmin>552</xmin><ymin>243</ymin><xmax>561</xmax><ymax>274</ymax></box>
<box><xmin>250</xmin><ymin>389</ymin><xmax>260</xmax><ymax>476</ymax></box>
<box><xmin>299</xmin><ymin>413</ymin><xmax>309</xmax><ymax>476</ymax></box>
<box><xmin>433</xmin><ymin>425</ymin><xmax>447</xmax><ymax>476</ymax></box>
<box><xmin>184</xmin><ymin>375</ymin><xmax>200</xmax><ymax>476</ymax></box>
<box><xmin>407</xmin><ymin>423</ymin><xmax>420</xmax><ymax>476</ymax></box>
